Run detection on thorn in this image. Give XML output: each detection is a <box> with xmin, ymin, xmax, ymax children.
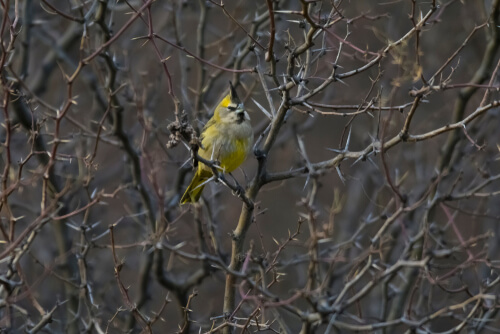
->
<box><xmin>366</xmin><ymin>156</ymin><xmax>379</xmax><ymax>169</ymax></box>
<box><xmin>336</xmin><ymin>166</ymin><xmax>345</xmax><ymax>184</ymax></box>
<box><xmin>303</xmin><ymin>174</ymin><xmax>310</xmax><ymax>191</ymax></box>
<box><xmin>252</xmin><ymin>98</ymin><xmax>273</xmax><ymax>120</ymax></box>
<box><xmin>326</xmin><ymin>147</ymin><xmax>344</xmax><ymax>153</ymax></box>
<box><xmin>345</xmin><ymin>126</ymin><xmax>352</xmax><ymax>151</ymax></box>
<box><xmin>352</xmin><ymin>154</ymin><xmax>366</xmax><ymax>166</ymax></box>
<box><xmin>193</xmin><ymin>176</ymin><xmax>216</xmax><ymax>191</ymax></box>
<box><xmin>181</xmin><ymin>140</ymin><xmax>190</xmax><ymax>151</ymax></box>
<box><xmin>335</xmin><ymin>77</ymin><xmax>349</xmax><ymax>86</ymax></box>
<box><xmin>326</xmin><ymin>126</ymin><xmax>352</xmax><ymax>154</ymax></box>
<box><xmin>180</xmin><ymin>157</ymin><xmax>191</xmax><ymax>169</ymax></box>
<box><xmin>327</xmin><ymin>61</ymin><xmax>344</xmax><ymax>69</ymax></box>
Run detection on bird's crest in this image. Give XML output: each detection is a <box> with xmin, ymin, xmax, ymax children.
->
<box><xmin>220</xmin><ymin>82</ymin><xmax>241</xmax><ymax>108</ymax></box>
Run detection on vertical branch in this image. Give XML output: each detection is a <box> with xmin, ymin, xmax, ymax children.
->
<box><xmin>437</xmin><ymin>0</ymin><xmax>500</xmax><ymax>173</ymax></box>
<box><xmin>265</xmin><ymin>0</ymin><xmax>275</xmax><ymax>62</ymax></box>
<box><xmin>194</xmin><ymin>0</ymin><xmax>207</xmax><ymax>114</ymax></box>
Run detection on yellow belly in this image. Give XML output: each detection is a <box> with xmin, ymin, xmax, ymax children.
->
<box><xmin>220</xmin><ymin>138</ymin><xmax>250</xmax><ymax>172</ymax></box>
<box><xmin>199</xmin><ymin>137</ymin><xmax>250</xmax><ymax>173</ymax></box>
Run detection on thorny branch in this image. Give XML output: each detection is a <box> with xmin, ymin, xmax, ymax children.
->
<box><xmin>1</xmin><ymin>0</ymin><xmax>500</xmax><ymax>333</ymax></box>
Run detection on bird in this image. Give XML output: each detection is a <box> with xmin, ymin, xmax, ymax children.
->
<box><xmin>180</xmin><ymin>83</ymin><xmax>253</xmax><ymax>204</ymax></box>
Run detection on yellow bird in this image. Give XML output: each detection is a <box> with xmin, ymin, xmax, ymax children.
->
<box><xmin>180</xmin><ymin>83</ymin><xmax>253</xmax><ymax>204</ymax></box>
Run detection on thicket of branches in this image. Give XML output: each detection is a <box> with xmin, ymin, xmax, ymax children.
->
<box><xmin>1</xmin><ymin>0</ymin><xmax>500</xmax><ymax>333</ymax></box>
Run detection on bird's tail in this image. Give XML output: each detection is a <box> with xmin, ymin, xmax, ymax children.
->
<box><xmin>180</xmin><ymin>169</ymin><xmax>211</xmax><ymax>204</ymax></box>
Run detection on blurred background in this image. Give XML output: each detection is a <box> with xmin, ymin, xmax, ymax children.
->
<box><xmin>1</xmin><ymin>0</ymin><xmax>500</xmax><ymax>332</ymax></box>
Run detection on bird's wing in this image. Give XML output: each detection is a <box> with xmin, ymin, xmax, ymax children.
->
<box><xmin>198</xmin><ymin>114</ymin><xmax>220</xmax><ymax>160</ymax></box>
<box><xmin>199</xmin><ymin>116</ymin><xmax>217</xmax><ymax>142</ymax></box>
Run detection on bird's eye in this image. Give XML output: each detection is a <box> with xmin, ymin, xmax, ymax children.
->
<box><xmin>228</xmin><ymin>105</ymin><xmax>237</xmax><ymax>111</ymax></box>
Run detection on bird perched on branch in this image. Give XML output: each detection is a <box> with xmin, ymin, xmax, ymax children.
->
<box><xmin>180</xmin><ymin>83</ymin><xmax>253</xmax><ymax>204</ymax></box>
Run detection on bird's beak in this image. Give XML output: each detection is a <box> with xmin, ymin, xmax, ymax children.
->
<box><xmin>235</xmin><ymin>106</ymin><xmax>249</xmax><ymax>122</ymax></box>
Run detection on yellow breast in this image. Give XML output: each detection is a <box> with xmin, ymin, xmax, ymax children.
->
<box><xmin>219</xmin><ymin>138</ymin><xmax>250</xmax><ymax>172</ymax></box>
<box><xmin>199</xmin><ymin>124</ymin><xmax>252</xmax><ymax>174</ymax></box>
